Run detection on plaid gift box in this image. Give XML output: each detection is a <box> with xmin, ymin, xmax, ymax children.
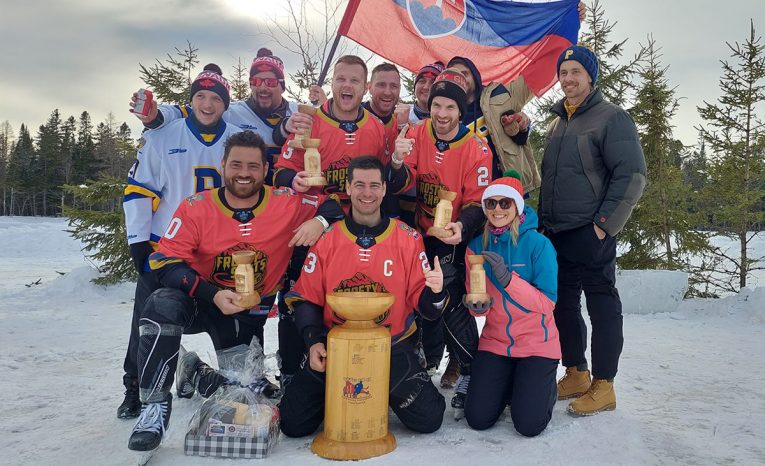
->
<box><xmin>184</xmin><ymin>414</ymin><xmax>280</xmax><ymax>458</ymax></box>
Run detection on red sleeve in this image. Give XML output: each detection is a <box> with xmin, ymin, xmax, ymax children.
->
<box><xmin>462</xmin><ymin>140</ymin><xmax>492</xmax><ymax>210</ymax></box>
<box><xmin>275</xmin><ymin>133</ymin><xmax>306</xmax><ymax>173</ymax></box>
<box><xmin>401</xmin><ymin>125</ymin><xmax>419</xmax><ymax>192</ymax></box>
<box><xmin>291</xmin><ymin>240</ymin><xmax>328</xmax><ymax>308</ymax></box>
<box><xmin>155</xmin><ymin>201</ymin><xmax>200</xmax><ymax>264</ymax></box>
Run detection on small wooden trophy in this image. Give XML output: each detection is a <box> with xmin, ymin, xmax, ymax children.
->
<box><xmin>287</xmin><ymin>104</ymin><xmax>317</xmax><ymax>150</ymax></box>
<box><xmin>427</xmin><ymin>189</ymin><xmax>458</xmax><ymax>238</ymax></box>
<box><xmin>301</xmin><ymin>138</ymin><xmax>327</xmax><ymax>186</ymax></box>
<box><xmin>232</xmin><ymin>251</ymin><xmax>260</xmax><ymax>308</ymax></box>
<box><xmin>465</xmin><ymin>255</ymin><xmax>491</xmax><ymax>304</ymax></box>
<box><xmin>311</xmin><ymin>292</ymin><xmax>397</xmax><ymax>461</ymax></box>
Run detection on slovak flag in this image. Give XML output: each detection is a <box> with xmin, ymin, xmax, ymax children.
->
<box><xmin>338</xmin><ymin>0</ymin><xmax>581</xmax><ymax>96</ymax></box>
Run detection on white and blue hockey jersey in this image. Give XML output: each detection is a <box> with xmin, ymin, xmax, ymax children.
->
<box><xmin>123</xmin><ymin>117</ymin><xmax>242</xmax><ymax>247</ymax></box>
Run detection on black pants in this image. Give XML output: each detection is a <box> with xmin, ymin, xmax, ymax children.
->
<box><xmin>549</xmin><ymin>225</ymin><xmax>623</xmax><ymax>380</ymax></box>
<box><xmin>137</xmin><ymin>288</ymin><xmax>266</xmax><ymax>403</ymax></box>
<box><xmin>122</xmin><ymin>272</ymin><xmax>162</xmax><ymax>387</ymax></box>
<box><xmin>416</xmin><ymin>313</ymin><xmax>445</xmax><ymax>370</ymax></box>
<box><xmin>424</xmin><ymin>236</ymin><xmax>477</xmax><ymax>375</ymax></box>
<box><xmin>276</xmin><ymin>245</ymin><xmax>309</xmax><ymax>378</ymax></box>
<box><xmin>465</xmin><ymin>351</ymin><xmax>557</xmax><ymax>437</ymax></box>
<box><xmin>279</xmin><ymin>341</ymin><xmax>445</xmax><ymax>437</ymax></box>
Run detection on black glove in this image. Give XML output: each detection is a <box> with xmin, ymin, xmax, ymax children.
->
<box><xmin>129</xmin><ymin>241</ymin><xmax>154</xmax><ymax>274</ymax></box>
<box><xmin>462</xmin><ymin>295</ymin><xmax>493</xmax><ymax>314</ymax></box>
<box><xmin>481</xmin><ymin>251</ymin><xmax>512</xmax><ymax>288</ymax></box>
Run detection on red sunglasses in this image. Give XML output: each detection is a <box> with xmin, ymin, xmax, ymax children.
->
<box><xmin>250</xmin><ymin>77</ymin><xmax>283</xmax><ymax>88</ymax></box>
<box><xmin>483</xmin><ymin>198</ymin><xmax>514</xmax><ymax>210</ymax></box>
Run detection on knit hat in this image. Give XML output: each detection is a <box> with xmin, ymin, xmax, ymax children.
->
<box><xmin>428</xmin><ymin>67</ymin><xmax>468</xmax><ymax>116</ymax></box>
<box><xmin>190</xmin><ymin>63</ymin><xmax>231</xmax><ymax>109</ymax></box>
<box><xmin>557</xmin><ymin>45</ymin><xmax>599</xmax><ymax>85</ymax></box>
<box><xmin>250</xmin><ymin>47</ymin><xmax>285</xmax><ymax>89</ymax></box>
<box><xmin>415</xmin><ymin>61</ymin><xmax>445</xmax><ymax>85</ymax></box>
<box><xmin>481</xmin><ymin>170</ymin><xmax>524</xmax><ymax>216</ymax></box>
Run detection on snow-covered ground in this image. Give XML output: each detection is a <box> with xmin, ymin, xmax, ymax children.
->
<box><xmin>0</xmin><ymin>217</ymin><xmax>763</xmax><ymax>465</ymax></box>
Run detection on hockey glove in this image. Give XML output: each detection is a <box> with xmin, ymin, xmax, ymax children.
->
<box><xmin>129</xmin><ymin>241</ymin><xmax>154</xmax><ymax>274</ymax></box>
<box><xmin>481</xmin><ymin>251</ymin><xmax>512</xmax><ymax>288</ymax></box>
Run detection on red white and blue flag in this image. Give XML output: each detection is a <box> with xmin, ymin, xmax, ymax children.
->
<box><xmin>338</xmin><ymin>0</ymin><xmax>581</xmax><ymax>96</ymax></box>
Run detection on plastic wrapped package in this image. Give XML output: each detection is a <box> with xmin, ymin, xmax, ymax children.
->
<box><xmin>184</xmin><ymin>339</ymin><xmax>280</xmax><ymax>458</ymax></box>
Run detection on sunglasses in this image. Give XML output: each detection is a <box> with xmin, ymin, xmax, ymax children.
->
<box><xmin>483</xmin><ymin>198</ymin><xmax>514</xmax><ymax>210</ymax></box>
<box><xmin>250</xmin><ymin>77</ymin><xmax>283</xmax><ymax>88</ymax></box>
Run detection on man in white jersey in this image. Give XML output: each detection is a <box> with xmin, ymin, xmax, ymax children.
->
<box><xmin>131</xmin><ymin>48</ymin><xmax>297</xmax><ymax>185</ymax></box>
<box><xmin>118</xmin><ymin>64</ymin><xmax>244</xmax><ymax>419</ymax></box>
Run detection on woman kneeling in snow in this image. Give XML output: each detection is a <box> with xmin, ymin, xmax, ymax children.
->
<box><xmin>463</xmin><ymin>171</ymin><xmax>560</xmax><ymax>437</ymax></box>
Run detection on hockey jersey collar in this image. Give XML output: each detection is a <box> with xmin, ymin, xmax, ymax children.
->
<box><xmin>211</xmin><ymin>186</ymin><xmax>271</xmax><ymax>221</ymax></box>
<box><xmin>339</xmin><ymin>215</ymin><xmax>395</xmax><ymax>248</ymax></box>
<box><xmin>426</xmin><ymin>119</ymin><xmax>472</xmax><ymax>151</ymax></box>
<box><xmin>317</xmin><ymin>99</ymin><xmax>369</xmax><ymax>131</ymax></box>
<box><xmin>185</xmin><ymin>114</ymin><xmax>228</xmax><ymax>147</ymax></box>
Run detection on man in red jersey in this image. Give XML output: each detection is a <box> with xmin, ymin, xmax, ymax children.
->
<box><xmin>391</xmin><ymin>68</ymin><xmax>492</xmax><ymax>418</ymax></box>
<box><xmin>279</xmin><ymin>156</ymin><xmax>447</xmax><ymax>437</ymax></box>
<box><xmin>126</xmin><ymin>131</ymin><xmax>342</xmax><ymax>453</ymax></box>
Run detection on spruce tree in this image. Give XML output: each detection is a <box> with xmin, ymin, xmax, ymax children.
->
<box><xmin>74</xmin><ymin>111</ymin><xmax>96</xmax><ymax>185</ymax></box>
<box><xmin>7</xmin><ymin>124</ymin><xmax>35</xmax><ymax>215</ymax></box>
<box><xmin>231</xmin><ymin>57</ymin><xmax>250</xmax><ymax>101</ymax></box>
<box><xmin>0</xmin><ymin>121</ymin><xmax>13</xmax><ymax>215</ymax></box>
<box><xmin>697</xmin><ymin>21</ymin><xmax>765</xmax><ymax>292</ymax></box>
<box><xmin>620</xmin><ymin>37</ymin><xmax>710</xmax><ymax>295</ymax></box>
<box><xmin>35</xmin><ymin>109</ymin><xmax>64</xmax><ymax>216</ymax></box>
<box><xmin>138</xmin><ymin>41</ymin><xmax>199</xmax><ymax>105</ymax></box>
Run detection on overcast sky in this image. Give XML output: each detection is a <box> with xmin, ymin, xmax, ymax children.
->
<box><xmin>1</xmin><ymin>0</ymin><xmax>763</xmax><ymax>146</ymax></box>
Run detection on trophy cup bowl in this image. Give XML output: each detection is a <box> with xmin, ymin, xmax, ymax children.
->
<box><xmin>298</xmin><ymin>104</ymin><xmax>317</xmax><ymax>116</ymax></box>
<box><xmin>232</xmin><ymin>250</ymin><xmax>256</xmax><ymax>263</ymax></box>
<box><xmin>427</xmin><ymin>189</ymin><xmax>458</xmax><ymax>238</ymax></box>
<box><xmin>302</xmin><ymin>138</ymin><xmax>321</xmax><ymax>149</ymax></box>
<box><xmin>325</xmin><ymin>291</ymin><xmax>396</xmax><ymax>322</ymax></box>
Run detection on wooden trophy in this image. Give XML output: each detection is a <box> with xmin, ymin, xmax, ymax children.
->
<box><xmin>311</xmin><ymin>292</ymin><xmax>397</xmax><ymax>461</ymax></box>
<box><xmin>301</xmin><ymin>138</ymin><xmax>327</xmax><ymax>186</ymax></box>
<box><xmin>465</xmin><ymin>255</ymin><xmax>491</xmax><ymax>304</ymax></box>
<box><xmin>232</xmin><ymin>251</ymin><xmax>260</xmax><ymax>308</ymax></box>
<box><xmin>426</xmin><ymin>189</ymin><xmax>458</xmax><ymax>238</ymax></box>
<box><xmin>287</xmin><ymin>104</ymin><xmax>317</xmax><ymax>150</ymax></box>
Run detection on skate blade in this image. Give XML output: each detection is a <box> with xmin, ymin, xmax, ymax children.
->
<box><xmin>135</xmin><ymin>449</ymin><xmax>156</xmax><ymax>466</ymax></box>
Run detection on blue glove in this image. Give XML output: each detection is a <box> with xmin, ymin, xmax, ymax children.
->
<box><xmin>462</xmin><ymin>295</ymin><xmax>493</xmax><ymax>314</ymax></box>
<box><xmin>481</xmin><ymin>251</ymin><xmax>512</xmax><ymax>288</ymax></box>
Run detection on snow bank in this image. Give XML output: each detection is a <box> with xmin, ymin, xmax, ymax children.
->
<box><xmin>678</xmin><ymin>286</ymin><xmax>765</xmax><ymax>325</ymax></box>
<box><xmin>616</xmin><ymin>269</ymin><xmax>689</xmax><ymax>315</ymax></box>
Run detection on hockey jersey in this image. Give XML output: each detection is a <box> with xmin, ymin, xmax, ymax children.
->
<box><xmin>149</xmin><ymin>187</ymin><xmax>324</xmax><ymax>305</ymax></box>
<box><xmin>275</xmin><ymin>100</ymin><xmax>387</xmax><ymax>208</ymax></box>
<box><xmin>288</xmin><ymin>218</ymin><xmax>430</xmax><ymax>345</ymax></box>
<box><xmin>156</xmin><ymin>100</ymin><xmax>298</xmax><ymax>184</ymax></box>
<box><xmin>123</xmin><ymin>117</ymin><xmax>242</xmax><ymax>247</ymax></box>
<box><xmin>403</xmin><ymin>119</ymin><xmax>492</xmax><ymax>234</ymax></box>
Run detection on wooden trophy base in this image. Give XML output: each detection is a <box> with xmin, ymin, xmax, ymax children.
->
<box><xmin>304</xmin><ymin>175</ymin><xmax>327</xmax><ymax>186</ymax></box>
<box><xmin>287</xmin><ymin>139</ymin><xmax>305</xmax><ymax>149</ymax></box>
<box><xmin>465</xmin><ymin>292</ymin><xmax>490</xmax><ymax>304</ymax></box>
<box><xmin>311</xmin><ymin>431</ymin><xmax>396</xmax><ymax>461</ymax></box>
<box><xmin>427</xmin><ymin>226</ymin><xmax>454</xmax><ymax>239</ymax></box>
<box><xmin>237</xmin><ymin>292</ymin><xmax>261</xmax><ymax>308</ymax></box>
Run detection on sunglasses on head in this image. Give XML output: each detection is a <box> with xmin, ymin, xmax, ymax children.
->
<box><xmin>483</xmin><ymin>198</ymin><xmax>514</xmax><ymax>210</ymax></box>
<box><xmin>250</xmin><ymin>77</ymin><xmax>282</xmax><ymax>88</ymax></box>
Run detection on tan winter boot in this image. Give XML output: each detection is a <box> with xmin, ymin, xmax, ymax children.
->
<box><xmin>557</xmin><ymin>366</ymin><xmax>592</xmax><ymax>400</ymax></box>
<box><xmin>440</xmin><ymin>355</ymin><xmax>460</xmax><ymax>389</ymax></box>
<box><xmin>567</xmin><ymin>379</ymin><xmax>616</xmax><ymax>416</ymax></box>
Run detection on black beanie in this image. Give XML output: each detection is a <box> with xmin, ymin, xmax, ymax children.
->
<box><xmin>189</xmin><ymin>63</ymin><xmax>231</xmax><ymax>109</ymax></box>
<box><xmin>427</xmin><ymin>68</ymin><xmax>468</xmax><ymax>117</ymax></box>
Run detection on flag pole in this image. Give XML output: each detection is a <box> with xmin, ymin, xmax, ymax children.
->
<box><xmin>315</xmin><ymin>0</ymin><xmax>361</xmax><ymax>88</ymax></box>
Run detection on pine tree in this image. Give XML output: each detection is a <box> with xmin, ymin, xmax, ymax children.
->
<box><xmin>620</xmin><ymin>37</ymin><xmax>710</xmax><ymax>295</ymax></box>
<box><xmin>73</xmin><ymin>111</ymin><xmax>97</xmax><ymax>185</ymax></box>
<box><xmin>697</xmin><ymin>21</ymin><xmax>765</xmax><ymax>292</ymax></box>
<box><xmin>6</xmin><ymin>124</ymin><xmax>35</xmax><ymax>215</ymax></box>
<box><xmin>35</xmin><ymin>109</ymin><xmax>64</xmax><ymax>216</ymax></box>
<box><xmin>63</xmin><ymin>179</ymin><xmax>137</xmax><ymax>285</ymax></box>
<box><xmin>231</xmin><ymin>57</ymin><xmax>250</xmax><ymax>101</ymax></box>
<box><xmin>138</xmin><ymin>41</ymin><xmax>199</xmax><ymax>105</ymax></box>
<box><xmin>0</xmin><ymin>121</ymin><xmax>14</xmax><ymax>215</ymax></box>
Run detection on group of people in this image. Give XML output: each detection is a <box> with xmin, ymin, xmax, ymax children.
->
<box><xmin>118</xmin><ymin>4</ymin><xmax>646</xmax><ymax>452</ymax></box>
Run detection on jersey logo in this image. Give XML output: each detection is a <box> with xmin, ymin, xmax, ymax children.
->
<box><xmin>397</xmin><ymin>222</ymin><xmax>420</xmax><ymax>240</ymax></box>
<box><xmin>210</xmin><ymin>244</ymin><xmax>268</xmax><ymax>290</ymax></box>
<box><xmin>185</xmin><ymin>193</ymin><xmax>205</xmax><ymax>206</ymax></box>
<box><xmin>168</xmin><ymin>148</ymin><xmax>188</xmax><ymax>155</ymax></box>
<box><xmin>435</xmin><ymin>139</ymin><xmax>450</xmax><ymax>152</ymax></box>
<box><xmin>323</xmin><ymin>155</ymin><xmax>352</xmax><ymax>194</ymax></box>
<box><xmin>417</xmin><ymin>172</ymin><xmax>449</xmax><ymax>209</ymax></box>
<box><xmin>339</xmin><ymin>121</ymin><xmax>359</xmax><ymax>133</ymax></box>
<box><xmin>333</xmin><ymin>273</ymin><xmax>389</xmax><ymax>325</ymax></box>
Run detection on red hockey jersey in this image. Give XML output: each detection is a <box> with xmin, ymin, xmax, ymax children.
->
<box><xmin>290</xmin><ymin>218</ymin><xmax>431</xmax><ymax>344</ymax></box>
<box><xmin>403</xmin><ymin>119</ymin><xmax>492</xmax><ymax>234</ymax></box>
<box><xmin>275</xmin><ymin>100</ymin><xmax>387</xmax><ymax>208</ymax></box>
<box><xmin>150</xmin><ymin>187</ymin><xmax>322</xmax><ymax>300</ymax></box>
